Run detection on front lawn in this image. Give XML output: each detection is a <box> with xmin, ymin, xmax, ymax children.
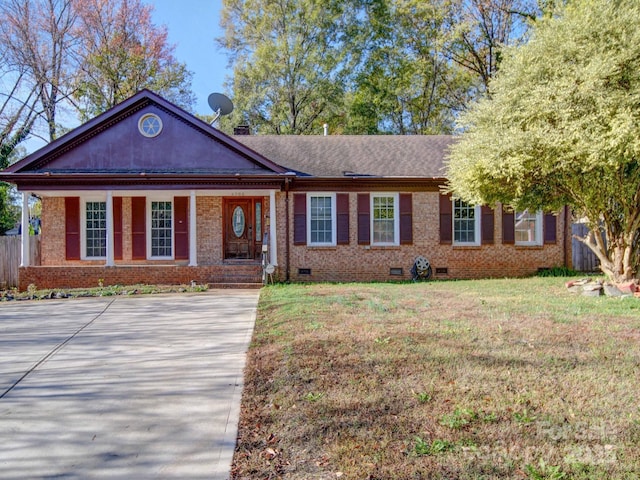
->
<box><xmin>231</xmin><ymin>278</ymin><xmax>640</xmax><ymax>479</ymax></box>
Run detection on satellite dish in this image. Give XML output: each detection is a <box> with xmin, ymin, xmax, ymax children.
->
<box><xmin>207</xmin><ymin>93</ymin><xmax>234</xmax><ymax>125</ymax></box>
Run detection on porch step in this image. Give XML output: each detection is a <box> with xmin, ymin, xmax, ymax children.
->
<box><xmin>207</xmin><ymin>264</ymin><xmax>264</xmax><ymax>288</ymax></box>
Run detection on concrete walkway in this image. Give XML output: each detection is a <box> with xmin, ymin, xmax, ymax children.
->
<box><xmin>0</xmin><ymin>290</ymin><xmax>259</xmax><ymax>479</ymax></box>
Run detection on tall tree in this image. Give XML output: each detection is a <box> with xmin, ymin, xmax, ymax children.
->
<box><xmin>0</xmin><ymin>0</ymin><xmax>78</xmax><ymax>142</ymax></box>
<box><xmin>443</xmin><ymin>0</ymin><xmax>541</xmax><ymax>95</ymax></box>
<box><xmin>219</xmin><ymin>0</ymin><xmax>359</xmax><ymax>135</ymax></box>
<box><xmin>0</xmin><ymin>68</ymin><xmax>39</xmax><ymax>166</ymax></box>
<box><xmin>447</xmin><ymin>0</ymin><xmax>640</xmax><ymax>282</ymax></box>
<box><xmin>347</xmin><ymin>0</ymin><xmax>474</xmax><ymax>134</ymax></box>
<box><xmin>72</xmin><ymin>0</ymin><xmax>194</xmax><ymax>119</ymax></box>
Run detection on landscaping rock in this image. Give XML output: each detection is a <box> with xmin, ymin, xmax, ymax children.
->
<box><xmin>603</xmin><ymin>284</ymin><xmax>623</xmax><ymax>297</ymax></box>
<box><xmin>582</xmin><ymin>283</ymin><xmax>603</xmax><ymax>297</ymax></box>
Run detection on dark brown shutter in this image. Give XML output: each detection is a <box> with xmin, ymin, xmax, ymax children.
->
<box><xmin>502</xmin><ymin>208</ymin><xmax>515</xmax><ymax>244</ymax></box>
<box><xmin>293</xmin><ymin>193</ymin><xmax>306</xmax><ymax>245</ymax></box>
<box><xmin>544</xmin><ymin>213</ymin><xmax>557</xmax><ymax>244</ymax></box>
<box><xmin>336</xmin><ymin>193</ymin><xmax>349</xmax><ymax>245</ymax></box>
<box><xmin>399</xmin><ymin>193</ymin><xmax>412</xmax><ymax>245</ymax></box>
<box><xmin>131</xmin><ymin>197</ymin><xmax>146</xmax><ymax>260</ymax></box>
<box><xmin>357</xmin><ymin>193</ymin><xmax>370</xmax><ymax>245</ymax></box>
<box><xmin>439</xmin><ymin>193</ymin><xmax>452</xmax><ymax>244</ymax></box>
<box><xmin>113</xmin><ymin>197</ymin><xmax>123</xmax><ymax>260</ymax></box>
<box><xmin>65</xmin><ymin>197</ymin><xmax>80</xmax><ymax>260</ymax></box>
<box><xmin>174</xmin><ymin>196</ymin><xmax>189</xmax><ymax>259</ymax></box>
<box><xmin>481</xmin><ymin>205</ymin><xmax>494</xmax><ymax>245</ymax></box>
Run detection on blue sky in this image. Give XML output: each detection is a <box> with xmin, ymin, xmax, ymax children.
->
<box><xmin>149</xmin><ymin>0</ymin><xmax>230</xmax><ymax>115</ymax></box>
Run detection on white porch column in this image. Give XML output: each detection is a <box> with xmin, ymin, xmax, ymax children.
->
<box><xmin>188</xmin><ymin>190</ymin><xmax>197</xmax><ymax>266</ymax></box>
<box><xmin>20</xmin><ymin>192</ymin><xmax>30</xmax><ymax>267</ymax></box>
<box><xmin>269</xmin><ymin>189</ymin><xmax>278</xmax><ymax>266</ymax></box>
<box><xmin>105</xmin><ymin>190</ymin><xmax>114</xmax><ymax>266</ymax></box>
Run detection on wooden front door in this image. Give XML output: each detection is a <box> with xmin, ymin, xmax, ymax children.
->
<box><xmin>224</xmin><ymin>198</ymin><xmax>263</xmax><ymax>260</ymax></box>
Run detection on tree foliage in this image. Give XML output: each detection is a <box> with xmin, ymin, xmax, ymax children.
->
<box><xmin>219</xmin><ymin>0</ymin><xmax>539</xmax><ymax>135</ymax></box>
<box><xmin>347</xmin><ymin>0</ymin><xmax>474</xmax><ymax>134</ymax></box>
<box><xmin>0</xmin><ymin>0</ymin><xmax>78</xmax><ymax>142</ymax></box>
<box><xmin>446</xmin><ymin>0</ymin><xmax>640</xmax><ymax>281</ymax></box>
<box><xmin>219</xmin><ymin>0</ymin><xmax>359</xmax><ymax>135</ymax></box>
<box><xmin>72</xmin><ymin>0</ymin><xmax>194</xmax><ymax>120</ymax></box>
<box><xmin>443</xmin><ymin>0</ymin><xmax>541</xmax><ymax>96</ymax></box>
<box><xmin>0</xmin><ymin>0</ymin><xmax>195</xmax><ymax>149</ymax></box>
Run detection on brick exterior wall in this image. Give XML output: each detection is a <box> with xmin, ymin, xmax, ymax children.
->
<box><xmin>197</xmin><ymin>196</ymin><xmax>223</xmax><ymax>265</ymax></box>
<box><xmin>278</xmin><ymin>191</ymin><xmax>570</xmax><ymax>283</ymax></box>
<box><xmin>21</xmin><ymin>191</ymin><xmax>570</xmax><ymax>289</ymax></box>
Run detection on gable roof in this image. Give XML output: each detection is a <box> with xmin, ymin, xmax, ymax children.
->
<box><xmin>4</xmin><ymin>90</ymin><xmax>288</xmax><ymax>177</ymax></box>
<box><xmin>236</xmin><ymin>135</ymin><xmax>455</xmax><ymax>178</ymax></box>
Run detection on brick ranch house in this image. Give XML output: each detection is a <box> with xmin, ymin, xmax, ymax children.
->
<box><xmin>0</xmin><ymin>90</ymin><xmax>571</xmax><ymax>290</ymax></box>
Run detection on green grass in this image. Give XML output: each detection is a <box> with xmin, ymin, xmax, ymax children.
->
<box><xmin>231</xmin><ymin>278</ymin><xmax>640</xmax><ymax>479</ymax></box>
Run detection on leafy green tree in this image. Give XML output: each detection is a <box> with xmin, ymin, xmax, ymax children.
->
<box><xmin>73</xmin><ymin>0</ymin><xmax>194</xmax><ymax>119</ymax></box>
<box><xmin>447</xmin><ymin>0</ymin><xmax>640</xmax><ymax>282</ymax></box>
<box><xmin>346</xmin><ymin>0</ymin><xmax>474</xmax><ymax>134</ymax></box>
<box><xmin>0</xmin><ymin>183</ymin><xmax>20</xmax><ymax>235</ymax></box>
<box><xmin>219</xmin><ymin>0</ymin><xmax>359</xmax><ymax>134</ymax></box>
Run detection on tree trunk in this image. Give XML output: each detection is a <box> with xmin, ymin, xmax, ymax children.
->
<box><xmin>578</xmin><ymin>226</ymin><xmax>637</xmax><ymax>283</ymax></box>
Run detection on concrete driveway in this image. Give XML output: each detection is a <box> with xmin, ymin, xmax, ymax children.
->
<box><xmin>0</xmin><ymin>290</ymin><xmax>259</xmax><ymax>479</ymax></box>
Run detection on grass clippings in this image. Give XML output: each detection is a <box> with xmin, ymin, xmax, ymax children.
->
<box><xmin>232</xmin><ymin>278</ymin><xmax>640</xmax><ymax>479</ymax></box>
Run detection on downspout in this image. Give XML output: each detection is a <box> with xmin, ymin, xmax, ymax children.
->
<box><xmin>285</xmin><ymin>177</ymin><xmax>291</xmax><ymax>282</ymax></box>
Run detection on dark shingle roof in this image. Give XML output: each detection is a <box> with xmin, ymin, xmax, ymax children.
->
<box><xmin>234</xmin><ymin>135</ymin><xmax>455</xmax><ymax>178</ymax></box>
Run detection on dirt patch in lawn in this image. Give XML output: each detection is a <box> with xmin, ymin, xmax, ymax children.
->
<box><xmin>231</xmin><ymin>278</ymin><xmax>640</xmax><ymax>479</ymax></box>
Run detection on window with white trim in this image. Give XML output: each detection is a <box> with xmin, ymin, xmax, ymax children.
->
<box><xmin>453</xmin><ymin>199</ymin><xmax>480</xmax><ymax>245</ymax></box>
<box><xmin>372</xmin><ymin>193</ymin><xmax>399</xmax><ymax>245</ymax></box>
<box><xmin>308</xmin><ymin>194</ymin><xmax>336</xmax><ymax>245</ymax></box>
<box><xmin>85</xmin><ymin>201</ymin><xmax>106</xmax><ymax>258</ymax></box>
<box><xmin>515</xmin><ymin>210</ymin><xmax>543</xmax><ymax>245</ymax></box>
<box><xmin>150</xmin><ymin>200</ymin><xmax>173</xmax><ymax>258</ymax></box>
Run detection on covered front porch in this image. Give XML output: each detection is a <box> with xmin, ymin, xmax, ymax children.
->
<box><xmin>16</xmin><ymin>188</ymin><xmax>280</xmax><ymax>290</ymax></box>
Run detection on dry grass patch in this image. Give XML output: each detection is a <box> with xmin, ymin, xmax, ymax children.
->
<box><xmin>231</xmin><ymin>278</ymin><xmax>640</xmax><ymax>479</ymax></box>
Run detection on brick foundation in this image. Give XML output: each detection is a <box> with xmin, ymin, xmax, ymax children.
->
<box><xmin>19</xmin><ymin>264</ymin><xmax>262</xmax><ymax>291</ymax></box>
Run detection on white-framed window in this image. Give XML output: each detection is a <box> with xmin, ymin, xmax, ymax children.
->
<box><xmin>372</xmin><ymin>193</ymin><xmax>399</xmax><ymax>245</ymax></box>
<box><xmin>453</xmin><ymin>199</ymin><xmax>481</xmax><ymax>245</ymax></box>
<box><xmin>83</xmin><ymin>200</ymin><xmax>107</xmax><ymax>258</ymax></box>
<box><xmin>148</xmin><ymin>199</ymin><xmax>173</xmax><ymax>258</ymax></box>
<box><xmin>515</xmin><ymin>210</ymin><xmax>543</xmax><ymax>246</ymax></box>
<box><xmin>308</xmin><ymin>193</ymin><xmax>336</xmax><ymax>246</ymax></box>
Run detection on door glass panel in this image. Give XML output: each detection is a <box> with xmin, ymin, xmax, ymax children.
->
<box><xmin>232</xmin><ymin>206</ymin><xmax>245</xmax><ymax>237</ymax></box>
<box><xmin>255</xmin><ymin>202</ymin><xmax>262</xmax><ymax>241</ymax></box>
